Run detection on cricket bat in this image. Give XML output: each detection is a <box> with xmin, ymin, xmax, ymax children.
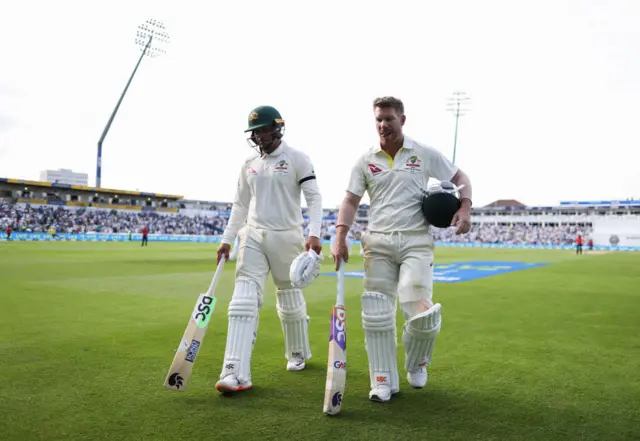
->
<box><xmin>163</xmin><ymin>256</ymin><xmax>226</xmax><ymax>392</ymax></box>
<box><xmin>323</xmin><ymin>259</ymin><xmax>347</xmax><ymax>415</ymax></box>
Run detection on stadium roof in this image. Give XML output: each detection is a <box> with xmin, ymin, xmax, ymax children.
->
<box><xmin>560</xmin><ymin>199</ymin><xmax>640</xmax><ymax>207</ymax></box>
<box><xmin>0</xmin><ymin>177</ymin><xmax>183</xmax><ymax>200</ymax></box>
<box><xmin>484</xmin><ymin>199</ymin><xmax>527</xmax><ymax>207</ymax></box>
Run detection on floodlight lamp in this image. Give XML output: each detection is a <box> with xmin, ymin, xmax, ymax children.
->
<box><xmin>135</xmin><ymin>19</ymin><xmax>170</xmax><ymax>57</ymax></box>
<box><xmin>446</xmin><ymin>91</ymin><xmax>472</xmax><ymax>117</ymax></box>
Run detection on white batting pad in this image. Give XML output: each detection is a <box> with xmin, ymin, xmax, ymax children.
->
<box><xmin>361</xmin><ymin>291</ymin><xmax>399</xmax><ymax>392</ymax></box>
<box><xmin>289</xmin><ymin>249</ymin><xmax>323</xmax><ymax>288</ymax></box>
<box><xmin>220</xmin><ymin>277</ymin><xmax>259</xmax><ymax>383</ymax></box>
<box><xmin>402</xmin><ymin>303</ymin><xmax>442</xmax><ymax>373</ymax></box>
<box><xmin>276</xmin><ymin>288</ymin><xmax>312</xmax><ymax>360</ymax></box>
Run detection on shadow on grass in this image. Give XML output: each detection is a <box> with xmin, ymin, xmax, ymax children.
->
<box><xmin>166</xmin><ymin>384</ymin><xmax>634</xmax><ymax>441</ymax></box>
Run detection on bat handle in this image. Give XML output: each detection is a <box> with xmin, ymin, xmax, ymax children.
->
<box><xmin>206</xmin><ymin>256</ymin><xmax>226</xmax><ymax>296</ymax></box>
<box><xmin>336</xmin><ymin>258</ymin><xmax>345</xmax><ymax>307</ymax></box>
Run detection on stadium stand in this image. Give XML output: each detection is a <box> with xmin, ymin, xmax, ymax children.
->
<box><xmin>1</xmin><ymin>177</ymin><xmax>640</xmax><ymax>249</ymax></box>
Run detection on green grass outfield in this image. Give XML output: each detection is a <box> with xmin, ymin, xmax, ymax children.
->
<box><xmin>1</xmin><ymin>242</ymin><xmax>639</xmax><ymax>441</ymax></box>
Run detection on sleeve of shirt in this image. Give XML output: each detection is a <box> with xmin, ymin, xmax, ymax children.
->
<box><xmin>301</xmin><ymin>179</ymin><xmax>322</xmax><ymax>238</ymax></box>
<box><xmin>295</xmin><ymin>152</ymin><xmax>316</xmax><ymax>185</ymax></box>
<box><xmin>296</xmin><ymin>153</ymin><xmax>323</xmax><ymax>238</ymax></box>
<box><xmin>220</xmin><ymin>162</ymin><xmax>251</xmax><ymax>244</ymax></box>
<box><xmin>426</xmin><ymin>146</ymin><xmax>459</xmax><ymax>182</ymax></box>
<box><xmin>346</xmin><ymin>156</ymin><xmax>367</xmax><ymax>197</ymax></box>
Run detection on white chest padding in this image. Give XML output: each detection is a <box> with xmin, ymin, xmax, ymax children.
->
<box><xmin>361</xmin><ymin>291</ymin><xmax>399</xmax><ymax>392</ymax></box>
<box><xmin>402</xmin><ymin>303</ymin><xmax>442</xmax><ymax>373</ymax></box>
<box><xmin>276</xmin><ymin>288</ymin><xmax>312</xmax><ymax>360</ymax></box>
<box><xmin>220</xmin><ymin>277</ymin><xmax>259</xmax><ymax>383</ymax></box>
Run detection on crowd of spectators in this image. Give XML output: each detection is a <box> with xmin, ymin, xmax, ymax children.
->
<box><xmin>431</xmin><ymin>223</ymin><xmax>591</xmax><ymax>245</ymax></box>
<box><xmin>2</xmin><ymin>203</ymin><xmax>590</xmax><ymax>244</ymax></box>
<box><xmin>0</xmin><ymin>204</ymin><xmax>225</xmax><ymax>235</ymax></box>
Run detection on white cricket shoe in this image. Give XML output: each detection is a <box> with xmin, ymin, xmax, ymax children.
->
<box><xmin>286</xmin><ymin>356</ymin><xmax>306</xmax><ymax>371</ymax></box>
<box><xmin>215</xmin><ymin>374</ymin><xmax>252</xmax><ymax>394</ymax></box>
<box><xmin>369</xmin><ymin>385</ymin><xmax>393</xmax><ymax>402</ymax></box>
<box><xmin>407</xmin><ymin>363</ymin><xmax>428</xmax><ymax>388</ymax></box>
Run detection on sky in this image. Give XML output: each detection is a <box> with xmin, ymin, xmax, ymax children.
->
<box><xmin>1</xmin><ymin>0</ymin><xmax>639</xmax><ymax>208</ymax></box>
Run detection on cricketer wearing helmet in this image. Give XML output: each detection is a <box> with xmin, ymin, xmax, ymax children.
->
<box><xmin>332</xmin><ymin>96</ymin><xmax>473</xmax><ymax>403</ymax></box>
<box><xmin>215</xmin><ymin>105</ymin><xmax>324</xmax><ymax>393</ymax></box>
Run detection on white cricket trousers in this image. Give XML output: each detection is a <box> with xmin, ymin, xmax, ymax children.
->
<box><xmin>235</xmin><ymin>225</ymin><xmax>305</xmax><ymax>296</ymax></box>
<box><xmin>361</xmin><ymin>230</ymin><xmax>435</xmax><ymax>307</ymax></box>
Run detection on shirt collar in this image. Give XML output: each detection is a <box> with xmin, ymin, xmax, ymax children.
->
<box><xmin>374</xmin><ymin>135</ymin><xmax>413</xmax><ymax>153</ymax></box>
<box><xmin>263</xmin><ymin>140</ymin><xmax>286</xmax><ymax>157</ymax></box>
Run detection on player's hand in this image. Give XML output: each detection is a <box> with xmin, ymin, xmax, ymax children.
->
<box><xmin>332</xmin><ymin>238</ymin><xmax>349</xmax><ymax>270</ymax></box>
<box><xmin>217</xmin><ymin>243</ymin><xmax>231</xmax><ymax>264</ymax></box>
<box><xmin>305</xmin><ymin>236</ymin><xmax>323</xmax><ymax>255</ymax></box>
<box><xmin>451</xmin><ymin>206</ymin><xmax>471</xmax><ymax>235</ymax></box>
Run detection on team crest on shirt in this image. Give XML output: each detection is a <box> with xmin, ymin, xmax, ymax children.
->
<box><xmin>368</xmin><ymin>163</ymin><xmax>383</xmax><ymax>175</ymax></box>
<box><xmin>404</xmin><ymin>155</ymin><xmax>423</xmax><ymax>172</ymax></box>
<box><xmin>247</xmin><ymin>167</ymin><xmax>257</xmax><ymax>175</ymax></box>
<box><xmin>273</xmin><ymin>160</ymin><xmax>290</xmax><ymax>174</ymax></box>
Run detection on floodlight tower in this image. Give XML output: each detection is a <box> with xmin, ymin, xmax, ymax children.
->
<box><xmin>95</xmin><ymin>19</ymin><xmax>170</xmax><ymax>188</ymax></box>
<box><xmin>446</xmin><ymin>91</ymin><xmax>471</xmax><ymax>165</ymax></box>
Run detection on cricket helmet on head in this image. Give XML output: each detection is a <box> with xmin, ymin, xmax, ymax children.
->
<box><xmin>245</xmin><ymin>105</ymin><xmax>285</xmax><ymax>153</ymax></box>
<box><xmin>245</xmin><ymin>105</ymin><xmax>284</xmax><ymax>132</ymax></box>
<box><xmin>421</xmin><ymin>181</ymin><xmax>463</xmax><ymax>228</ymax></box>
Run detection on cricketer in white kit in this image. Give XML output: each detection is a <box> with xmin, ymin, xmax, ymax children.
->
<box><xmin>332</xmin><ymin>96</ymin><xmax>473</xmax><ymax>402</ymax></box>
<box><xmin>215</xmin><ymin>105</ymin><xmax>324</xmax><ymax>394</ymax></box>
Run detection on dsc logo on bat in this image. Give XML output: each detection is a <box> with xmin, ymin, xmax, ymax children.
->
<box><xmin>195</xmin><ymin>296</ymin><xmax>214</xmax><ymax>319</ymax></box>
<box><xmin>334</xmin><ymin>308</ymin><xmax>346</xmax><ymax>342</ymax></box>
<box><xmin>192</xmin><ymin>295</ymin><xmax>216</xmax><ymax>329</ymax></box>
<box><xmin>331</xmin><ymin>307</ymin><xmax>347</xmax><ymax>351</ymax></box>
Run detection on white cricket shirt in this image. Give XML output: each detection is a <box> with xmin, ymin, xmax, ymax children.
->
<box><xmin>221</xmin><ymin>141</ymin><xmax>322</xmax><ymax>244</ymax></box>
<box><xmin>346</xmin><ymin>136</ymin><xmax>458</xmax><ymax>233</ymax></box>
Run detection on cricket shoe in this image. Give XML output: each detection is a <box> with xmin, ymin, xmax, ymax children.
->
<box><xmin>215</xmin><ymin>374</ymin><xmax>252</xmax><ymax>394</ymax></box>
<box><xmin>407</xmin><ymin>362</ymin><xmax>428</xmax><ymax>388</ymax></box>
<box><xmin>286</xmin><ymin>356</ymin><xmax>306</xmax><ymax>371</ymax></box>
<box><xmin>369</xmin><ymin>385</ymin><xmax>398</xmax><ymax>403</ymax></box>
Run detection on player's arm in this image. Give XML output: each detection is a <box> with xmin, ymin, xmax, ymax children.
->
<box><xmin>428</xmin><ymin>148</ymin><xmax>473</xmax><ymax>208</ymax></box>
<box><xmin>427</xmin><ymin>147</ymin><xmax>473</xmax><ymax>233</ymax></box>
<box><xmin>336</xmin><ymin>191</ymin><xmax>361</xmax><ymax>240</ymax></box>
<box><xmin>335</xmin><ymin>159</ymin><xmax>365</xmax><ymax>255</ymax></box>
<box><xmin>450</xmin><ymin>169</ymin><xmax>473</xmax><ymax>210</ymax></box>
<box><xmin>220</xmin><ymin>163</ymin><xmax>251</xmax><ymax>245</ymax></box>
<box><xmin>297</xmin><ymin>154</ymin><xmax>323</xmax><ymax>240</ymax></box>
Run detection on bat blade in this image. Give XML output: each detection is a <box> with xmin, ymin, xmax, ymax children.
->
<box><xmin>323</xmin><ymin>259</ymin><xmax>346</xmax><ymax>415</ymax></box>
<box><xmin>163</xmin><ymin>293</ymin><xmax>217</xmax><ymax>392</ymax></box>
<box><xmin>164</xmin><ymin>257</ymin><xmax>225</xmax><ymax>392</ymax></box>
<box><xmin>323</xmin><ymin>305</ymin><xmax>347</xmax><ymax>415</ymax></box>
